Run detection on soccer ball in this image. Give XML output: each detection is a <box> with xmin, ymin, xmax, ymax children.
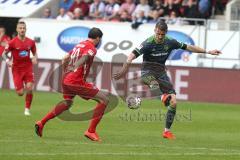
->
<box><xmin>126</xmin><ymin>94</ymin><xmax>142</xmax><ymax>109</ymax></box>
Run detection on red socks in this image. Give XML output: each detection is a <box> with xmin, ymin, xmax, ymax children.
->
<box><xmin>88</xmin><ymin>103</ymin><xmax>107</xmax><ymax>133</ymax></box>
<box><xmin>40</xmin><ymin>101</ymin><xmax>106</xmax><ymax>133</ymax></box>
<box><xmin>25</xmin><ymin>93</ymin><xmax>33</xmax><ymax>109</ymax></box>
<box><xmin>41</xmin><ymin>102</ymin><xmax>70</xmax><ymax>125</ymax></box>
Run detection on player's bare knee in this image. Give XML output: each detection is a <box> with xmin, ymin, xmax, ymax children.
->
<box><xmin>17</xmin><ymin>92</ymin><xmax>24</xmax><ymax>96</ymax></box>
<box><xmin>171</xmin><ymin>102</ymin><xmax>177</xmax><ymax>108</ymax></box>
<box><xmin>99</xmin><ymin>98</ymin><xmax>109</xmax><ymax>105</ymax></box>
<box><xmin>170</xmin><ymin>94</ymin><xmax>177</xmax><ymax>108</ymax></box>
<box><xmin>16</xmin><ymin>90</ymin><xmax>24</xmax><ymax>96</ymax></box>
<box><xmin>170</xmin><ymin>98</ymin><xmax>177</xmax><ymax>107</ymax></box>
<box><xmin>25</xmin><ymin>85</ymin><xmax>33</xmax><ymax>92</ymax></box>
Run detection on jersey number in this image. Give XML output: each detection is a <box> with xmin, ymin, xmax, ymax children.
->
<box><xmin>69</xmin><ymin>47</ymin><xmax>80</xmax><ymax>66</ymax></box>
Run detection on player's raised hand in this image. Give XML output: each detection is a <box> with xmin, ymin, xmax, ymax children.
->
<box><xmin>208</xmin><ymin>50</ymin><xmax>222</xmax><ymax>55</ymax></box>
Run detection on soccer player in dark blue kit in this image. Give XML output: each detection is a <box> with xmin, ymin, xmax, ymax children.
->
<box><xmin>114</xmin><ymin>20</ymin><xmax>221</xmax><ymax>139</ymax></box>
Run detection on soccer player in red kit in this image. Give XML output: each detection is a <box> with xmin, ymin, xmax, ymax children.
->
<box><xmin>2</xmin><ymin>21</ymin><xmax>37</xmax><ymax>116</ymax></box>
<box><xmin>35</xmin><ymin>27</ymin><xmax>109</xmax><ymax>142</ymax></box>
<box><xmin>0</xmin><ymin>25</ymin><xmax>11</xmax><ymax>56</ymax></box>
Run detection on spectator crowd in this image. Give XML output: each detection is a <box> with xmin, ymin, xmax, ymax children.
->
<box><xmin>0</xmin><ymin>0</ymin><xmax>230</xmax><ymax>56</ymax></box>
<box><xmin>42</xmin><ymin>0</ymin><xmax>229</xmax><ymax>25</ymax></box>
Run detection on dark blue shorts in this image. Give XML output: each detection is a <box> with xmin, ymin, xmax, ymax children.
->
<box><xmin>141</xmin><ymin>70</ymin><xmax>176</xmax><ymax>95</ymax></box>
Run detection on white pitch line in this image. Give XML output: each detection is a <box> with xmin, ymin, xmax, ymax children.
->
<box><xmin>0</xmin><ymin>139</ymin><xmax>240</xmax><ymax>153</ymax></box>
<box><xmin>0</xmin><ymin>152</ymin><xmax>240</xmax><ymax>156</ymax></box>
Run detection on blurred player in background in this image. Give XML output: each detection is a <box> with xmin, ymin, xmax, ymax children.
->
<box><xmin>114</xmin><ymin>20</ymin><xmax>221</xmax><ymax>139</ymax></box>
<box><xmin>0</xmin><ymin>25</ymin><xmax>11</xmax><ymax>56</ymax></box>
<box><xmin>1</xmin><ymin>21</ymin><xmax>37</xmax><ymax>116</ymax></box>
<box><xmin>35</xmin><ymin>27</ymin><xmax>109</xmax><ymax>142</ymax></box>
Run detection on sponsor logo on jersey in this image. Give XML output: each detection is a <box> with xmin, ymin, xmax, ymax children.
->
<box><xmin>151</xmin><ymin>52</ymin><xmax>168</xmax><ymax>56</ymax></box>
<box><xmin>57</xmin><ymin>26</ymin><xmax>90</xmax><ymax>52</ymax></box>
<box><xmin>167</xmin><ymin>31</ymin><xmax>195</xmax><ymax>61</ymax></box>
<box><xmin>19</xmin><ymin>50</ymin><xmax>28</xmax><ymax>57</ymax></box>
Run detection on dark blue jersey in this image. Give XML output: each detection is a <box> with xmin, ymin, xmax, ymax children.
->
<box><xmin>133</xmin><ymin>35</ymin><xmax>186</xmax><ymax>65</ymax></box>
<box><xmin>133</xmin><ymin>35</ymin><xmax>187</xmax><ymax>75</ymax></box>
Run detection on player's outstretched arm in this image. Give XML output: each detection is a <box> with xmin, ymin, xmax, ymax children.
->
<box><xmin>113</xmin><ymin>52</ymin><xmax>136</xmax><ymax>80</ymax></box>
<box><xmin>186</xmin><ymin>44</ymin><xmax>222</xmax><ymax>55</ymax></box>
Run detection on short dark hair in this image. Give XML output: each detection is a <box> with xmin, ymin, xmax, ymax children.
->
<box><xmin>17</xmin><ymin>21</ymin><xmax>26</xmax><ymax>26</ymax></box>
<box><xmin>155</xmin><ymin>20</ymin><xmax>168</xmax><ymax>32</ymax></box>
<box><xmin>88</xmin><ymin>27</ymin><xmax>103</xmax><ymax>39</ymax></box>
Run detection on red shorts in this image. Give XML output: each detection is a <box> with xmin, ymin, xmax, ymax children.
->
<box><xmin>62</xmin><ymin>81</ymin><xmax>99</xmax><ymax>101</ymax></box>
<box><xmin>12</xmin><ymin>67</ymin><xmax>34</xmax><ymax>91</ymax></box>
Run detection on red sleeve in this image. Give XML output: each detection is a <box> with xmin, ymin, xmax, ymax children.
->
<box><xmin>69</xmin><ymin>2</ymin><xmax>76</xmax><ymax>12</ymax></box>
<box><xmin>5</xmin><ymin>39</ymin><xmax>14</xmax><ymax>52</ymax></box>
<box><xmin>2</xmin><ymin>35</ymin><xmax>10</xmax><ymax>42</ymax></box>
<box><xmin>82</xmin><ymin>47</ymin><xmax>95</xmax><ymax>57</ymax></box>
<box><xmin>82</xmin><ymin>3</ymin><xmax>89</xmax><ymax>16</ymax></box>
<box><xmin>31</xmin><ymin>40</ymin><xmax>37</xmax><ymax>55</ymax></box>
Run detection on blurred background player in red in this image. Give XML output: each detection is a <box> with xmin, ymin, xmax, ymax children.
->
<box><xmin>0</xmin><ymin>25</ymin><xmax>11</xmax><ymax>56</ymax></box>
<box><xmin>1</xmin><ymin>21</ymin><xmax>38</xmax><ymax>116</ymax></box>
<box><xmin>35</xmin><ymin>28</ymin><xmax>109</xmax><ymax>142</ymax></box>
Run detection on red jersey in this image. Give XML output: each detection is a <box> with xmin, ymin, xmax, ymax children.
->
<box><xmin>0</xmin><ymin>35</ymin><xmax>11</xmax><ymax>56</ymax></box>
<box><xmin>64</xmin><ymin>40</ymin><xmax>97</xmax><ymax>84</ymax></box>
<box><xmin>5</xmin><ymin>36</ymin><xmax>36</xmax><ymax>68</ymax></box>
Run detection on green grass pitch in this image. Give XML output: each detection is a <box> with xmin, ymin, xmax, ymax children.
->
<box><xmin>0</xmin><ymin>89</ymin><xmax>240</xmax><ymax>160</ymax></box>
